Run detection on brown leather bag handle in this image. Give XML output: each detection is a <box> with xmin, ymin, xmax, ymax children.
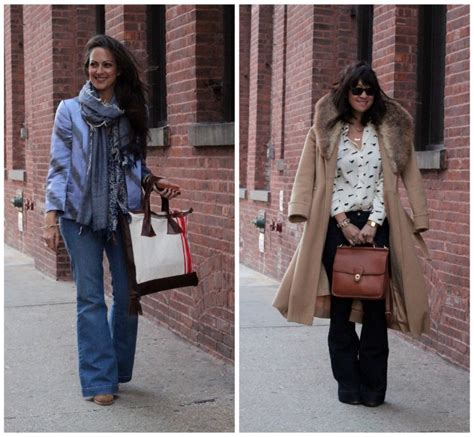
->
<box><xmin>141</xmin><ymin>175</ymin><xmax>181</xmax><ymax>237</ymax></box>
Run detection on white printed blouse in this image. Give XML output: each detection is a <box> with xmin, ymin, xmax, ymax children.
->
<box><xmin>331</xmin><ymin>122</ymin><xmax>386</xmax><ymax>225</ymax></box>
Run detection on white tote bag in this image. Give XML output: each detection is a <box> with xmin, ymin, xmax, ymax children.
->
<box><xmin>120</xmin><ymin>177</ymin><xmax>198</xmax><ymax>314</ymax></box>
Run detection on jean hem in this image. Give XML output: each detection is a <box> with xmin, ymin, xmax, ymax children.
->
<box><xmin>82</xmin><ymin>384</ymin><xmax>119</xmax><ymax>398</ymax></box>
<box><xmin>118</xmin><ymin>376</ymin><xmax>132</xmax><ymax>383</ymax></box>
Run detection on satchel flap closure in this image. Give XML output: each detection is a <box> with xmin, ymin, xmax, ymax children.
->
<box><xmin>333</xmin><ymin>247</ymin><xmax>388</xmax><ymax>276</ymax></box>
<box><xmin>353</xmin><ymin>268</ymin><xmax>363</xmax><ymax>282</ymax></box>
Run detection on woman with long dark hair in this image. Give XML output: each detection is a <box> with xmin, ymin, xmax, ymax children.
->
<box><xmin>43</xmin><ymin>35</ymin><xmax>179</xmax><ymax>406</ymax></box>
<box><xmin>274</xmin><ymin>62</ymin><xmax>430</xmax><ymax>407</ymax></box>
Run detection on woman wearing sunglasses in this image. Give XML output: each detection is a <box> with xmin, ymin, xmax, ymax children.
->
<box><xmin>273</xmin><ymin>62</ymin><xmax>430</xmax><ymax>407</ymax></box>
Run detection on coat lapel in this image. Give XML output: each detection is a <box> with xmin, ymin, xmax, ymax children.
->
<box><xmin>376</xmin><ymin>100</ymin><xmax>413</xmax><ymax>174</ymax></box>
<box><xmin>314</xmin><ymin>94</ymin><xmax>341</xmax><ymax>160</ymax></box>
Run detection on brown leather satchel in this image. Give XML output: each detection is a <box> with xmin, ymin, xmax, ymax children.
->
<box><xmin>332</xmin><ymin>245</ymin><xmax>389</xmax><ymax>300</ymax></box>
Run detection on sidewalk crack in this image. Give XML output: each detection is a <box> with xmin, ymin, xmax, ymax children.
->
<box><xmin>179</xmin><ymin>398</ymin><xmax>217</xmax><ymax>407</ymax></box>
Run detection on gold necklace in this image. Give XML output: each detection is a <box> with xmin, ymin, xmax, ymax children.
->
<box><xmin>349</xmin><ymin>131</ymin><xmax>362</xmax><ymax>142</ymax></box>
<box><xmin>347</xmin><ymin>136</ymin><xmax>362</xmax><ymax>150</ymax></box>
<box><xmin>349</xmin><ymin>124</ymin><xmax>364</xmax><ymax>142</ymax></box>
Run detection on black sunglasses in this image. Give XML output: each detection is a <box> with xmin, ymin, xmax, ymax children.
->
<box><xmin>351</xmin><ymin>86</ymin><xmax>375</xmax><ymax>96</ymax></box>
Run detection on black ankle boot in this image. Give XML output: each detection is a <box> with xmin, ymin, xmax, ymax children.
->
<box><xmin>361</xmin><ymin>392</ymin><xmax>385</xmax><ymax>407</ymax></box>
<box><xmin>338</xmin><ymin>389</ymin><xmax>360</xmax><ymax>405</ymax></box>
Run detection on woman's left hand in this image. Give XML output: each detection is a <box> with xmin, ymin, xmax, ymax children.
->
<box><xmin>153</xmin><ymin>178</ymin><xmax>181</xmax><ymax>200</ymax></box>
<box><xmin>358</xmin><ymin>224</ymin><xmax>377</xmax><ymax>244</ymax></box>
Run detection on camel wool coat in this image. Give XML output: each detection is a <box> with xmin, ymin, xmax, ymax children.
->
<box><xmin>273</xmin><ymin>93</ymin><xmax>431</xmax><ymax>338</ymax></box>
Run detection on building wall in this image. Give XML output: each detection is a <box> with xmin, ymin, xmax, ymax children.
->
<box><xmin>239</xmin><ymin>6</ymin><xmax>251</xmax><ymax>188</ymax></box>
<box><xmin>4</xmin><ymin>5</ymin><xmax>27</xmax><ymax>257</ymax></box>
<box><xmin>419</xmin><ymin>4</ymin><xmax>469</xmax><ymax>367</ymax></box>
<box><xmin>239</xmin><ymin>5</ymin><xmax>469</xmax><ymax>368</ymax></box>
<box><xmin>143</xmin><ymin>5</ymin><xmax>234</xmax><ymax>361</ymax></box>
<box><xmin>4</xmin><ymin>5</ymin><xmax>234</xmax><ymax>362</ymax></box>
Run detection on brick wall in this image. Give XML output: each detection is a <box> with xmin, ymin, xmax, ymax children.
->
<box><xmin>240</xmin><ymin>5</ymin><xmax>469</xmax><ymax>368</ymax></box>
<box><xmin>106</xmin><ymin>5</ymin><xmax>147</xmax><ymax>66</ymax></box>
<box><xmin>372</xmin><ymin>4</ymin><xmax>470</xmax><ymax>368</ymax></box>
<box><xmin>240</xmin><ymin>5</ymin><xmax>357</xmax><ymax>277</ymax></box>
<box><xmin>4</xmin><ymin>5</ymin><xmax>234</xmax><ymax>362</ymax></box>
<box><xmin>195</xmin><ymin>6</ymin><xmax>226</xmax><ymax>122</ymax></box>
<box><xmin>4</xmin><ymin>5</ymin><xmax>26</xmax><ymax>254</ymax></box>
<box><xmin>247</xmin><ymin>5</ymin><xmax>273</xmax><ymax>191</ymax></box>
<box><xmin>416</xmin><ymin>4</ymin><xmax>469</xmax><ymax>368</ymax></box>
<box><xmin>4</xmin><ymin>5</ymin><xmax>25</xmax><ymax>171</ymax></box>
<box><xmin>372</xmin><ymin>5</ymin><xmax>418</xmax><ymax>116</ymax></box>
<box><xmin>141</xmin><ymin>5</ymin><xmax>234</xmax><ymax>361</ymax></box>
<box><xmin>239</xmin><ymin>6</ymin><xmax>251</xmax><ymax>187</ymax></box>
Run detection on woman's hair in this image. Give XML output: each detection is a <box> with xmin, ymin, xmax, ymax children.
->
<box><xmin>83</xmin><ymin>34</ymin><xmax>149</xmax><ymax>159</ymax></box>
<box><xmin>329</xmin><ymin>61</ymin><xmax>389</xmax><ymax>128</ymax></box>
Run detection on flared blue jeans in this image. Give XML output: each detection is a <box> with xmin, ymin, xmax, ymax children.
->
<box><xmin>60</xmin><ymin>218</ymin><xmax>138</xmax><ymax>397</ymax></box>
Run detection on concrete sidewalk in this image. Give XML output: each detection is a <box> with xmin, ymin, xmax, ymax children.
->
<box><xmin>239</xmin><ymin>264</ymin><xmax>469</xmax><ymax>433</ymax></box>
<box><xmin>4</xmin><ymin>245</ymin><xmax>234</xmax><ymax>432</ymax></box>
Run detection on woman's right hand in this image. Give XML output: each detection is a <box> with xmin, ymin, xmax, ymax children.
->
<box><xmin>341</xmin><ymin>223</ymin><xmax>361</xmax><ymax>246</ymax></box>
<box><xmin>43</xmin><ymin>226</ymin><xmax>60</xmax><ymax>252</ymax></box>
<box><xmin>42</xmin><ymin>211</ymin><xmax>60</xmax><ymax>252</ymax></box>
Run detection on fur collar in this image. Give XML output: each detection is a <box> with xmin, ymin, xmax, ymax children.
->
<box><xmin>314</xmin><ymin>93</ymin><xmax>413</xmax><ymax>174</ymax></box>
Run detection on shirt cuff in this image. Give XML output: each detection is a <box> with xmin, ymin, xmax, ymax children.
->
<box><xmin>368</xmin><ymin>211</ymin><xmax>385</xmax><ymax>226</ymax></box>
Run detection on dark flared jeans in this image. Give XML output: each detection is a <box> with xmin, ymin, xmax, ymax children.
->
<box><xmin>322</xmin><ymin>211</ymin><xmax>389</xmax><ymax>401</ymax></box>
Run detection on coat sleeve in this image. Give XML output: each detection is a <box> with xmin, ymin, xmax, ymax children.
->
<box><xmin>45</xmin><ymin>100</ymin><xmax>73</xmax><ymax>214</ymax></box>
<box><xmin>288</xmin><ymin>126</ymin><xmax>316</xmax><ymax>223</ymax></box>
<box><xmin>400</xmin><ymin>143</ymin><xmax>429</xmax><ymax>233</ymax></box>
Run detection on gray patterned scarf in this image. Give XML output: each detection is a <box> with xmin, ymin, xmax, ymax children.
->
<box><xmin>77</xmin><ymin>81</ymin><xmax>130</xmax><ymax>233</ymax></box>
